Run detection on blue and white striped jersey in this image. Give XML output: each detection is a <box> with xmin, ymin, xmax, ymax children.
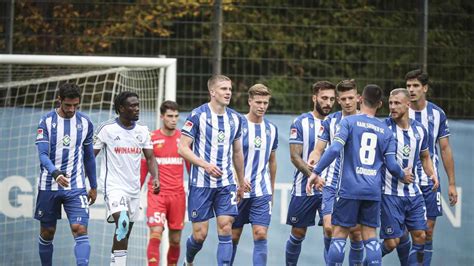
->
<box><xmin>409</xmin><ymin>101</ymin><xmax>450</xmax><ymax>186</ymax></box>
<box><xmin>182</xmin><ymin>103</ymin><xmax>242</xmax><ymax>188</ymax></box>
<box><xmin>318</xmin><ymin>111</ymin><xmax>344</xmax><ymax>188</ymax></box>
<box><xmin>383</xmin><ymin>118</ymin><xmax>429</xmax><ymax>197</ymax></box>
<box><xmin>35</xmin><ymin>110</ymin><xmax>94</xmax><ymax>191</ymax></box>
<box><xmin>289</xmin><ymin>112</ymin><xmax>325</xmax><ymax>196</ymax></box>
<box><xmin>241</xmin><ymin>116</ymin><xmax>278</xmax><ymax>198</ymax></box>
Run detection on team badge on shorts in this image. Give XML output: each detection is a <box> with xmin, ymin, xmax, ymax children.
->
<box><xmin>37</xmin><ymin>210</ymin><xmax>44</xmax><ymax>218</ymax></box>
<box><xmin>385</xmin><ymin>226</ymin><xmax>394</xmax><ymax>235</ymax></box>
<box><xmin>290</xmin><ymin>216</ymin><xmax>298</xmax><ymax>224</ymax></box>
<box><xmin>191</xmin><ymin>210</ymin><xmax>198</xmax><ymax>218</ymax></box>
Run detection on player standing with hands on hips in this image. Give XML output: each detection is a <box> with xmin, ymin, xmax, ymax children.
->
<box><xmin>94</xmin><ymin>91</ymin><xmax>160</xmax><ymax>266</ymax></box>
<box><xmin>34</xmin><ymin>83</ymin><xmax>97</xmax><ymax>266</ymax></box>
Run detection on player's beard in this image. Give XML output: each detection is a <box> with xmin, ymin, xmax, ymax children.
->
<box><xmin>315</xmin><ymin>101</ymin><xmax>331</xmax><ymax>116</ymax></box>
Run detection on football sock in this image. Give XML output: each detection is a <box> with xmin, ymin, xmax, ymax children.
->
<box><xmin>147</xmin><ymin>237</ymin><xmax>160</xmax><ymax>266</ymax></box>
<box><xmin>349</xmin><ymin>240</ymin><xmax>364</xmax><ymax>266</ymax></box>
<box><xmin>363</xmin><ymin>238</ymin><xmax>382</xmax><ymax>266</ymax></box>
<box><xmin>217</xmin><ymin>235</ymin><xmax>233</xmax><ymax>266</ymax></box>
<box><xmin>110</xmin><ymin>253</ymin><xmax>115</xmax><ymax>266</ymax></box>
<box><xmin>423</xmin><ymin>241</ymin><xmax>433</xmax><ymax>266</ymax></box>
<box><xmin>327</xmin><ymin>237</ymin><xmax>347</xmax><ymax>266</ymax></box>
<box><xmin>38</xmin><ymin>235</ymin><xmax>53</xmax><ymax>266</ymax></box>
<box><xmin>408</xmin><ymin>243</ymin><xmax>424</xmax><ymax>265</ymax></box>
<box><xmin>74</xmin><ymin>235</ymin><xmax>90</xmax><ymax>266</ymax></box>
<box><xmin>324</xmin><ymin>236</ymin><xmax>331</xmax><ymax>263</ymax></box>
<box><xmin>285</xmin><ymin>233</ymin><xmax>304</xmax><ymax>266</ymax></box>
<box><xmin>113</xmin><ymin>250</ymin><xmax>127</xmax><ymax>266</ymax></box>
<box><xmin>397</xmin><ymin>232</ymin><xmax>411</xmax><ymax>266</ymax></box>
<box><xmin>186</xmin><ymin>235</ymin><xmax>203</xmax><ymax>263</ymax></box>
<box><xmin>253</xmin><ymin>239</ymin><xmax>267</xmax><ymax>266</ymax></box>
<box><xmin>167</xmin><ymin>244</ymin><xmax>180</xmax><ymax>265</ymax></box>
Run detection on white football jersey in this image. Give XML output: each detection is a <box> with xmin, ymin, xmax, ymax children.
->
<box><xmin>94</xmin><ymin>118</ymin><xmax>152</xmax><ymax>197</ymax></box>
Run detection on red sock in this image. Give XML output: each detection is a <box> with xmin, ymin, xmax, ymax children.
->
<box><xmin>167</xmin><ymin>244</ymin><xmax>180</xmax><ymax>265</ymax></box>
<box><xmin>147</xmin><ymin>238</ymin><xmax>161</xmax><ymax>266</ymax></box>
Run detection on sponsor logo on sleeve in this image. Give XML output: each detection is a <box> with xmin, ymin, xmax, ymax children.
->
<box><xmin>290</xmin><ymin>128</ymin><xmax>297</xmax><ymax>139</ymax></box>
<box><xmin>183</xmin><ymin>121</ymin><xmax>194</xmax><ymax>132</ymax></box>
<box><xmin>36</xmin><ymin>129</ymin><xmax>44</xmax><ymax>140</ymax></box>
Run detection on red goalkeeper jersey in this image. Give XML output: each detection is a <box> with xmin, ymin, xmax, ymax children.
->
<box><xmin>141</xmin><ymin>129</ymin><xmax>185</xmax><ymax>194</ymax></box>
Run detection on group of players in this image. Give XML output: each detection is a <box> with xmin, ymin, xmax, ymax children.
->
<box><xmin>33</xmin><ymin>69</ymin><xmax>457</xmax><ymax>266</ymax></box>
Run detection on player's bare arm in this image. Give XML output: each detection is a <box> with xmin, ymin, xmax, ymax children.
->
<box><xmin>233</xmin><ymin>138</ymin><xmax>251</xmax><ymax>200</ymax></box>
<box><xmin>143</xmin><ymin>148</ymin><xmax>160</xmax><ymax>194</ymax></box>
<box><xmin>439</xmin><ymin>137</ymin><xmax>458</xmax><ymax>205</ymax></box>
<box><xmin>178</xmin><ymin>134</ymin><xmax>223</xmax><ymax>177</ymax></box>
<box><xmin>420</xmin><ymin>149</ymin><xmax>439</xmax><ymax>191</ymax></box>
<box><xmin>269</xmin><ymin>150</ymin><xmax>277</xmax><ymax>198</ymax></box>
<box><xmin>290</xmin><ymin>143</ymin><xmax>312</xmax><ymax>177</ymax></box>
<box><xmin>307</xmin><ymin>139</ymin><xmax>327</xmax><ymax>170</ymax></box>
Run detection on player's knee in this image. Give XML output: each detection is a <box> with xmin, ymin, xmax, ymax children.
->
<box><xmin>349</xmin><ymin>229</ymin><xmax>362</xmax><ymax>242</ymax></box>
<box><xmin>291</xmin><ymin>227</ymin><xmax>307</xmax><ymax>239</ymax></box>
<box><xmin>169</xmin><ymin>231</ymin><xmax>181</xmax><ymax>246</ymax></box>
<box><xmin>149</xmin><ymin>229</ymin><xmax>163</xmax><ymax>240</ymax></box>
<box><xmin>193</xmin><ymin>231</ymin><xmax>207</xmax><ymax>243</ymax></box>
<box><xmin>71</xmin><ymin>224</ymin><xmax>88</xmax><ymax>237</ymax></box>
<box><xmin>384</xmin><ymin>239</ymin><xmax>398</xmax><ymax>251</ymax></box>
<box><xmin>40</xmin><ymin>226</ymin><xmax>56</xmax><ymax>240</ymax></box>
<box><xmin>217</xmin><ymin>221</ymin><xmax>233</xmax><ymax>235</ymax></box>
<box><xmin>253</xmin><ymin>228</ymin><xmax>268</xmax><ymax>241</ymax></box>
<box><xmin>425</xmin><ymin>228</ymin><xmax>434</xmax><ymax>241</ymax></box>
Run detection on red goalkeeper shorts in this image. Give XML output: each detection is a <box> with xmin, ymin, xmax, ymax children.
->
<box><xmin>146</xmin><ymin>191</ymin><xmax>185</xmax><ymax>230</ymax></box>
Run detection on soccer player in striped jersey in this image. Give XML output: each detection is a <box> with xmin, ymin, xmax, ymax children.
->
<box><xmin>140</xmin><ymin>101</ymin><xmax>186</xmax><ymax>266</ymax></box>
<box><xmin>230</xmin><ymin>84</ymin><xmax>278</xmax><ymax>266</ymax></box>
<box><xmin>380</xmin><ymin>88</ymin><xmax>440</xmax><ymax>265</ymax></box>
<box><xmin>284</xmin><ymin>81</ymin><xmax>336</xmax><ymax>266</ymax></box>
<box><xmin>178</xmin><ymin>75</ymin><xmax>250</xmax><ymax>266</ymax></box>
<box><xmin>405</xmin><ymin>69</ymin><xmax>458</xmax><ymax>265</ymax></box>
<box><xmin>34</xmin><ymin>83</ymin><xmax>97</xmax><ymax>266</ymax></box>
<box><xmin>94</xmin><ymin>91</ymin><xmax>160</xmax><ymax>266</ymax></box>
<box><xmin>306</xmin><ymin>79</ymin><xmax>364</xmax><ymax>265</ymax></box>
<box><xmin>308</xmin><ymin>84</ymin><xmax>413</xmax><ymax>266</ymax></box>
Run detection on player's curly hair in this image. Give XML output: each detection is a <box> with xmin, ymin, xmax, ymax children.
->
<box><xmin>114</xmin><ymin>91</ymin><xmax>139</xmax><ymax>115</ymax></box>
<box><xmin>58</xmin><ymin>83</ymin><xmax>81</xmax><ymax>100</ymax></box>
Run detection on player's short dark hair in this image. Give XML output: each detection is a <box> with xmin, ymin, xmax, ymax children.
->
<box><xmin>405</xmin><ymin>69</ymin><xmax>429</xmax><ymax>85</ymax></box>
<box><xmin>312</xmin><ymin>81</ymin><xmax>335</xmax><ymax>95</ymax></box>
<box><xmin>160</xmin><ymin>100</ymin><xmax>179</xmax><ymax>115</ymax></box>
<box><xmin>58</xmin><ymin>83</ymin><xmax>81</xmax><ymax>100</ymax></box>
<box><xmin>362</xmin><ymin>84</ymin><xmax>383</xmax><ymax>108</ymax></box>
<box><xmin>336</xmin><ymin>79</ymin><xmax>357</xmax><ymax>94</ymax></box>
<box><xmin>114</xmin><ymin>91</ymin><xmax>139</xmax><ymax>115</ymax></box>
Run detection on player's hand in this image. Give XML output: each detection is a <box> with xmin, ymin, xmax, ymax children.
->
<box><xmin>306</xmin><ymin>173</ymin><xmax>324</xmax><ymax>194</ymax></box>
<box><xmin>52</xmin><ymin>170</ymin><xmax>69</xmax><ymax>188</ymax></box>
<box><xmin>204</xmin><ymin>163</ymin><xmax>223</xmax><ymax>178</ymax></box>
<box><xmin>307</xmin><ymin>159</ymin><xmax>315</xmax><ymax>172</ymax></box>
<box><xmin>152</xmin><ymin>178</ymin><xmax>160</xmax><ymax>195</ymax></box>
<box><xmin>401</xmin><ymin>167</ymin><xmax>414</xmax><ymax>184</ymax></box>
<box><xmin>240</xmin><ymin>179</ymin><xmax>251</xmax><ymax>193</ymax></box>
<box><xmin>448</xmin><ymin>184</ymin><xmax>458</xmax><ymax>206</ymax></box>
<box><xmin>430</xmin><ymin>175</ymin><xmax>440</xmax><ymax>191</ymax></box>
<box><xmin>236</xmin><ymin>186</ymin><xmax>245</xmax><ymax>203</ymax></box>
<box><xmin>88</xmin><ymin>188</ymin><xmax>97</xmax><ymax>205</ymax></box>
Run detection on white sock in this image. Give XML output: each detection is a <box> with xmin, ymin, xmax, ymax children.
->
<box><xmin>113</xmin><ymin>250</ymin><xmax>127</xmax><ymax>266</ymax></box>
<box><xmin>110</xmin><ymin>253</ymin><xmax>115</xmax><ymax>266</ymax></box>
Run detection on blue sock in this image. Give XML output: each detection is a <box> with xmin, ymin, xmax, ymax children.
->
<box><xmin>349</xmin><ymin>240</ymin><xmax>364</xmax><ymax>265</ymax></box>
<box><xmin>231</xmin><ymin>242</ymin><xmax>238</xmax><ymax>265</ymax></box>
<box><xmin>74</xmin><ymin>235</ymin><xmax>90</xmax><ymax>266</ymax></box>
<box><xmin>217</xmin><ymin>235</ymin><xmax>233</xmax><ymax>266</ymax></box>
<box><xmin>423</xmin><ymin>241</ymin><xmax>433</xmax><ymax>266</ymax></box>
<box><xmin>363</xmin><ymin>238</ymin><xmax>382</xmax><ymax>266</ymax></box>
<box><xmin>381</xmin><ymin>241</ymin><xmax>393</xmax><ymax>257</ymax></box>
<box><xmin>186</xmin><ymin>235</ymin><xmax>203</xmax><ymax>263</ymax></box>
<box><xmin>324</xmin><ymin>237</ymin><xmax>331</xmax><ymax>263</ymax></box>
<box><xmin>397</xmin><ymin>233</ymin><xmax>411</xmax><ymax>266</ymax></box>
<box><xmin>408</xmin><ymin>243</ymin><xmax>424</xmax><ymax>265</ymax></box>
<box><xmin>327</xmin><ymin>237</ymin><xmax>346</xmax><ymax>266</ymax></box>
<box><xmin>285</xmin><ymin>233</ymin><xmax>304</xmax><ymax>266</ymax></box>
<box><xmin>253</xmin><ymin>239</ymin><xmax>267</xmax><ymax>266</ymax></box>
<box><xmin>38</xmin><ymin>235</ymin><xmax>53</xmax><ymax>266</ymax></box>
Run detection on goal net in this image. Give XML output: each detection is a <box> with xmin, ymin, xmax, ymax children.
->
<box><xmin>0</xmin><ymin>54</ymin><xmax>176</xmax><ymax>265</ymax></box>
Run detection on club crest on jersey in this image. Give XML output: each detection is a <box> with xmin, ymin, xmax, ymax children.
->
<box><xmin>183</xmin><ymin>121</ymin><xmax>193</xmax><ymax>132</ymax></box>
<box><xmin>290</xmin><ymin>128</ymin><xmax>297</xmax><ymax>139</ymax></box>
<box><xmin>136</xmin><ymin>134</ymin><xmax>143</xmax><ymax>142</ymax></box>
<box><xmin>217</xmin><ymin>131</ymin><xmax>225</xmax><ymax>144</ymax></box>
<box><xmin>402</xmin><ymin>145</ymin><xmax>411</xmax><ymax>157</ymax></box>
<box><xmin>254</xmin><ymin>136</ymin><xmax>262</xmax><ymax>148</ymax></box>
<box><xmin>36</xmin><ymin>129</ymin><xmax>44</xmax><ymax>140</ymax></box>
<box><xmin>63</xmin><ymin>135</ymin><xmax>71</xmax><ymax>146</ymax></box>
